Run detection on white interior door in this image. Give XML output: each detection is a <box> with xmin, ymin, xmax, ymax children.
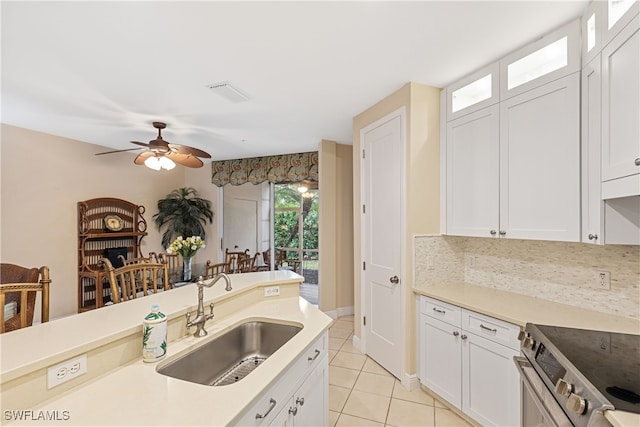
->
<box><xmin>223</xmin><ymin>198</ymin><xmax>258</xmax><ymax>253</ymax></box>
<box><xmin>362</xmin><ymin>109</ymin><xmax>404</xmax><ymax>379</ymax></box>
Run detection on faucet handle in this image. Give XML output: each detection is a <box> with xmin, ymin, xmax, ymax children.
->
<box><xmin>205</xmin><ymin>303</ymin><xmax>215</xmax><ymax>321</ymax></box>
<box><xmin>185</xmin><ymin>312</ymin><xmax>193</xmax><ymax>328</ymax></box>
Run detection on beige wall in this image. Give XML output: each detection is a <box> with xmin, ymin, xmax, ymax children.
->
<box><xmin>319</xmin><ymin>140</ymin><xmax>354</xmax><ymax>314</ymax></box>
<box><xmin>352</xmin><ymin>83</ymin><xmax>441</xmax><ymax>379</ymax></box>
<box><xmin>0</xmin><ymin>124</ymin><xmax>221</xmax><ymax>319</ymax></box>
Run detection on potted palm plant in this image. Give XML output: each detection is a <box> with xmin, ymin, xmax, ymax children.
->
<box><xmin>153</xmin><ymin>187</ymin><xmax>214</xmax><ymax>249</ymax></box>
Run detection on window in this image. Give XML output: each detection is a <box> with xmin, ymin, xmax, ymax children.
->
<box><xmin>451</xmin><ymin>74</ymin><xmax>493</xmax><ymax>113</ymax></box>
<box><xmin>587</xmin><ymin>13</ymin><xmax>596</xmax><ymax>52</ymax></box>
<box><xmin>507</xmin><ymin>37</ymin><xmax>568</xmax><ymax>90</ymax></box>
<box><xmin>609</xmin><ymin>0</ymin><xmax>635</xmax><ymax>29</ymax></box>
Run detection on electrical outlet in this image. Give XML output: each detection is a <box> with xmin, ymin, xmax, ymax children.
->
<box><xmin>264</xmin><ymin>286</ymin><xmax>280</xmax><ymax>297</ymax></box>
<box><xmin>47</xmin><ymin>354</ymin><xmax>87</xmax><ymax>389</ymax></box>
<box><xmin>595</xmin><ymin>271</ymin><xmax>611</xmax><ymax>290</ymax></box>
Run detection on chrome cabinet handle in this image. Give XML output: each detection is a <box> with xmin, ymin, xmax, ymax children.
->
<box><xmin>499</xmin><ymin>230</ymin><xmax>506</xmax><ymax>236</ymax></box>
<box><xmin>490</xmin><ymin>230</ymin><xmax>497</xmax><ymax>235</ymax></box>
<box><xmin>453</xmin><ymin>331</ymin><xmax>460</xmax><ymax>337</ymax></box>
<box><xmin>432</xmin><ymin>307</ymin><xmax>446</xmax><ymax>315</ymax></box>
<box><xmin>635</xmin><ymin>158</ymin><xmax>640</xmax><ymax>166</ymax></box>
<box><xmin>296</xmin><ymin>397</ymin><xmax>305</xmax><ymax>406</ymax></box>
<box><xmin>480</xmin><ymin>324</ymin><xmax>498</xmax><ymax>334</ymax></box>
<box><xmin>308</xmin><ymin>349</ymin><xmax>320</xmax><ymax>361</ymax></box>
<box><xmin>390</xmin><ymin>275</ymin><xmax>399</xmax><ymax>284</ymax></box>
<box><xmin>288</xmin><ymin>406</ymin><xmax>298</xmax><ymax>416</ymax></box>
<box><xmin>255</xmin><ymin>398</ymin><xmax>277</xmax><ymax>419</ymax></box>
<box><xmin>588</xmin><ymin>233</ymin><xmax>598</xmax><ymax>240</ymax></box>
<box><xmin>461</xmin><ymin>334</ymin><xmax>468</xmax><ymax>340</ymax></box>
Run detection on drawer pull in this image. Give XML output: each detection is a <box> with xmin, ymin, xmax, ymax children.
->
<box><xmin>288</xmin><ymin>406</ymin><xmax>298</xmax><ymax>416</ymax></box>
<box><xmin>255</xmin><ymin>398</ymin><xmax>277</xmax><ymax>419</ymax></box>
<box><xmin>461</xmin><ymin>334</ymin><xmax>468</xmax><ymax>340</ymax></box>
<box><xmin>453</xmin><ymin>331</ymin><xmax>460</xmax><ymax>337</ymax></box>
<box><xmin>432</xmin><ymin>308</ymin><xmax>446</xmax><ymax>315</ymax></box>
<box><xmin>480</xmin><ymin>324</ymin><xmax>498</xmax><ymax>334</ymax></box>
<box><xmin>308</xmin><ymin>349</ymin><xmax>321</xmax><ymax>361</ymax></box>
<box><xmin>296</xmin><ymin>397</ymin><xmax>305</xmax><ymax>406</ymax></box>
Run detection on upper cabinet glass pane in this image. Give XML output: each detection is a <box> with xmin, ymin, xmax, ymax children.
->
<box><xmin>507</xmin><ymin>37</ymin><xmax>568</xmax><ymax>90</ymax></box>
<box><xmin>587</xmin><ymin>13</ymin><xmax>597</xmax><ymax>51</ymax></box>
<box><xmin>609</xmin><ymin>0</ymin><xmax>636</xmax><ymax>29</ymax></box>
<box><xmin>451</xmin><ymin>74</ymin><xmax>492</xmax><ymax>113</ymax></box>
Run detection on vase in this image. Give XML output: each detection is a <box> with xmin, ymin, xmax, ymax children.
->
<box><xmin>182</xmin><ymin>256</ymin><xmax>193</xmax><ymax>281</ymax></box>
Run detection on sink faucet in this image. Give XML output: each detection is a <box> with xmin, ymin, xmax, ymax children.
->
<box><xmin>185</xmin><ymin>274</ymin><xmax>232</xmax><ymax>337</ymax></box>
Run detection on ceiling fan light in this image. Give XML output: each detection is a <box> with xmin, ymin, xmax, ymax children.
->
<box><xmin>159</xmin><ymin>156</ymin><xmax>176</xmax><ymax>170</ymax></box>
<box><xmin>144</xmin><ymin>156</ymin><xmax>162</xmax><ymax>171</ymax></box>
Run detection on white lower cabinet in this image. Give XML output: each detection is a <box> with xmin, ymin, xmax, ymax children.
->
<box><xmin>233</xmin><ymin>332</ymin><xmax>328</xmax><ymax>427</ymax></box>
<box><xmin>269</xmin><ymin>355</ymin><xmax>328</xmax><ymax>427</ymax></box>
<box><xmin>418</xmin><ymin>296</ymin><xmax>521</xmax><ymax>427</ymax></box>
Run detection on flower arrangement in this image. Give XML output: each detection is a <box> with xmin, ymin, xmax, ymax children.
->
<box><xmin>166</xmin><ymin>236</ymin><xmax>205</xmax><ymax>258</ymax></box>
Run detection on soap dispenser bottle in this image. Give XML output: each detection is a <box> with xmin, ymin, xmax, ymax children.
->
<box><xmin>142</xmin><ymin>304</ymin><xmax>167</xmax><ymax>362</ymax></box>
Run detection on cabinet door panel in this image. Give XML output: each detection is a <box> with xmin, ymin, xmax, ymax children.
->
<box><xmin>421</xmin><ymin>316</ymin><xmax>462</xmax><ymax>409</ymax></box>
<box><xmin>293</xmin><ymin>355</ymin><xmax>328</xmax><ymax>427</ymax></box>
<box><xmin>602</xmin><ymin>17</ymin><xmax>640</xmax><ymax>183</ymax></box>
<box><xmin>462</xmin><ymin>332</ymin><xmax>520</xmax><ymax>427</ymax></box>
<box><xmin>500</xmin><ymin>74</ymin><xmax>581</xmax><ymax>242</ymax></box>
<box><xmin>446</xmin><ymin>105</ymin><xmax>500</xmax><ymax>238</ymax></box>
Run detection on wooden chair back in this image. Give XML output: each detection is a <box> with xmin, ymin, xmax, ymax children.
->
<box><xmin>0</xmin><ymin>264</ymin><xmax>51</xmax><ymax>334</ymax></box>
<box><xmin>236</xmin><ymin>254</ymin><xmax>259</xmax><ymax>273</ymax></box>
<box><xmin>204</xmin><ymin>260</ymin><xmax>230</xmax><ymax>278</ymax></box>
<box><xmin>117</xmin><ymin>252</ymin><xmax>159</xmax><ymax>266</ymax></box>
<box><xmin>101</xmin><ymin>258</ymin><xmax>169</xmax><ymax>304</ymax></box>
<box><xmin>157</xmin><ymin>253</ymin><xmax>183</xmax><ymax>286</ymax></box>
<box><xmin>225</xmin><ymin>248</ymin><xmax>250</xmax><ymax>273</ymax></box>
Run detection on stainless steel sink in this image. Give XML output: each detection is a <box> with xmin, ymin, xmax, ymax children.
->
<box><xmin>157</xmin><ymin>321</ymin><xmax>302</xmax><ymax>386</ymax></box>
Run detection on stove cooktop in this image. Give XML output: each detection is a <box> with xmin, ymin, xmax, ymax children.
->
<box><xmin>535</xmin><ymin>325</ymin><xmax>640</xmax><ymax>414</ymax></box>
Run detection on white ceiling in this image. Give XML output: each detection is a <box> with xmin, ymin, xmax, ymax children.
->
<box><xmin>2</xmin><ymin>1</ymin><xmax>587</xmax><ymax>161</ymax></box>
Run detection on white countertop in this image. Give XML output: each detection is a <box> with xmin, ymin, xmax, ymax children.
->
<box><xmin>413</xmin><ymin>283</ymin><xmax>640</xmax><ymax>427</ymax></box>
<box><xmin>1</xmin><ymin>271</ymin><xmax>333</xmax><ymax>426</ymax></box>
<box><xmin>6</xmin><ymin>296</ymin><xmax>331</xmax><ymax>426</ymax></box>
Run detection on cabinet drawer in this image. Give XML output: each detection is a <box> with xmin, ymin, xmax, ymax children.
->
<box><xmin>461</xmin><ymin>310</ymin><xmax>520</xmax><ymax>351</ymax></box>
<box><xmin>421</xmin><ymin>296</ymin><xmax>461</xmax><ymax>327</ymax></box>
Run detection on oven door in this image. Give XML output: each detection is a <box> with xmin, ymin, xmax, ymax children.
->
<box><xmin>514</xmin><ymin>356</ymin><xmax>573</xmax><ymax>427</ymax></box>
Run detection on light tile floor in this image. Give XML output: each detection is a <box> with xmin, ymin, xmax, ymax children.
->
<box><xmin>328</xmin><ymin>316</ymin><xmax>474</xmax><ymax>427</ymax></box>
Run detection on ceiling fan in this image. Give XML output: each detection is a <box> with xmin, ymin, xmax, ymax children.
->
<box><xmin>96</xmin><ymin>122</ymin><xmax>211</xmax><ymax>169</ymax></box>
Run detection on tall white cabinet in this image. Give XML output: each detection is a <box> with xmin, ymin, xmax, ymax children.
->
<box><xmin>444</xmin><ymin>20</ymin><xmax>581</xmax><ymax>242</ymax></box>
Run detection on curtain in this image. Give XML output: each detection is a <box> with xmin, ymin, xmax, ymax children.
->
<box><xmin>211</xmin><ymin>151</ymin><xmax>318</xmax><ymax>187</ymax></box>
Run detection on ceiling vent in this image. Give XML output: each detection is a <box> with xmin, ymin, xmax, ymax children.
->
<box><xmin>207</xmin><ymin>81</ymin><xmax>251</xmax><ymax>102</ymax></box>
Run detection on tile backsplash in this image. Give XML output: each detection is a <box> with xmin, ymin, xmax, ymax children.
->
<box><xmin>414</xmin><ymin>235</ymin><xmax>640</xmax><ymax>319</ymax></box>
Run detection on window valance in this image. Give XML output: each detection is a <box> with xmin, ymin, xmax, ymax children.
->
<box><xmin>211</xmin><ymin>151</ymin><xmax>318</xmax><ymax>187</ymax></box>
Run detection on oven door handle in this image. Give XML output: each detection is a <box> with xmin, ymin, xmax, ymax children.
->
<box><xmin>514</xmin><ymin>356</ymin><xmax>573</xmax><ymax>427</ymax></box>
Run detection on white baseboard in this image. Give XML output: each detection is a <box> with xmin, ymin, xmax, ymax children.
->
<box><xmin>322</xmin><ymin>306</ymin><xmax>354</xmax><ymax>320</ymax></box>
<box><xmin>401</xmin><ymin>373</ymin><xmax>420</xmax><ymax>391</ymax></box>
<box><xmin>352</xmin><ymin>334</ymin><xmax>362</xmax><ymax>352</ymax></box>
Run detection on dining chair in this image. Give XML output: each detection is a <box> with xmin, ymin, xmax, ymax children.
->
<box><xmin>204</xmin><ymin>260</ymin><xmax>230</xmax><ymax>278</ymax></box>
<box><xmin>158</xmin><ymin>252</ymin><xmax>183</xmax><ymax>286</ymax></box>
<box><xmin>225</xmin><ymin>248</ymin><xmax>250</xmax><ymax>273</ymax></box>
<box><xmin>117</xmin><ymin>252</ymin><xmax>159</xmax><ymax>266</ymax></box>
<box><xmin>101</xmin><ymin>258</ymin><xmax>170</xmax><ymax>304</ymax></box>
<box><xmin>0</xmin><ymin>263</ymin><xmax>52</xmax><ymax>333</ymax></box>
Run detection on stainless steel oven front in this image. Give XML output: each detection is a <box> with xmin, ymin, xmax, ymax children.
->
<box><xmin>515</xmin><ymin>355</ymin><xmax>573</xmax><ymax>427</ymax></box>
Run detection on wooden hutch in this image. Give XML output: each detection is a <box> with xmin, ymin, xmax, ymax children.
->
<box><xmin>77</xmin><ymin>198</ymin><xmax>147</xmax><ymax>312</ymax></box>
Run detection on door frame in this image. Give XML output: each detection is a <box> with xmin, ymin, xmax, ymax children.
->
<box><xmin>359</xmin><ymin>106</ymin><xmax>407</xmax><ymax>379</ymax></box>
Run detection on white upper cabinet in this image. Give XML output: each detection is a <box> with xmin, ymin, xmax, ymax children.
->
<box><xmin>500</xmin><ymin>19</ymin><xmax>581</xmax><ymax>100</ymax></box>
<box><xmin>601</xmin><ymin>14</ymin><xmax>640</xmax><ymax>198</ymax></box>
<box><xmin>446</xmin><ymin>64</ymin><xmax>499</xmax><ymax>121</ymax></box>
<box><xmin>446</xmin><ymin>106</ymin><xmax>499</xmax><ymax>238</ymax></box>
<box><xmin>499</xmin><ymin>74</ymin><xmax>581</xmax><ymax>242</ymax></box>
<box><xmin>581</xmin><ymin>55</ymin><xmax>605</xmax><ymax>244</ymax></box>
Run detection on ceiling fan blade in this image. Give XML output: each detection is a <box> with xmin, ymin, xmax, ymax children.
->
<box><xmin>131</xmin><ymin>141</ymin><xmax>152</xmax><ymax>148</ymax></box>
<box><xmin>166</xmin><ymin>152</ymin><xmax>204</xmax><ymax>168</ymax></box>
<box><xmin>134</xmin><ymin>151</ymin><xmax>155</xmax><ymax>165</ymax></box>
<box><xmin>168</xmin><ymin>143</ymin><xmax>212</xmax><ymax>158</ymax></box>
<box><xmin>95</xmin><ymin>148</ymin><xmax>143</xmax><ymax>156</ymax></box>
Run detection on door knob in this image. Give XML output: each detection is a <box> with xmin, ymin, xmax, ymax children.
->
<box><xmin>390</xmin><ymin>275</ymin><xmax>399</xmax><ymax>284</ymax></box>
